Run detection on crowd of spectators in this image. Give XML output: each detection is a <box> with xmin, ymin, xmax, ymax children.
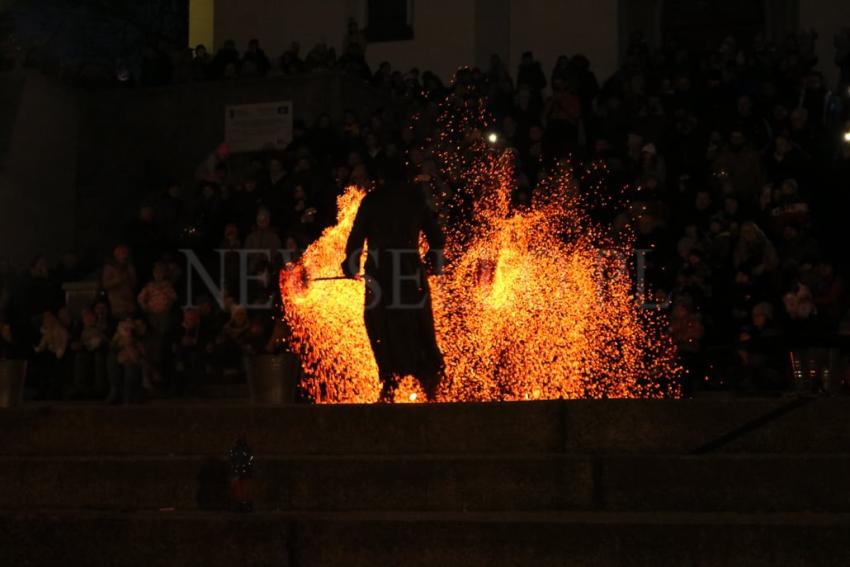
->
<box><xmin>132</xmin><ymin>19</ymin><xmax>373</xmax><ymax>86</ymax></box>
<box><xmin>2</xmin><ymin>26</ymin><xmax>850</xmax><ymax>402</ymax></box>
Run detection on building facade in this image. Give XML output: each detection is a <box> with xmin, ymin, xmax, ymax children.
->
<box><xmin>192</xmin><ymin>0</ymin><xmax>850</xmax><ymax>86</ymax></box>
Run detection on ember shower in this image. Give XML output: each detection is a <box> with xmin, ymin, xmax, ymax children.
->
<box><xmin>280</xmin><ymin>93</ymin><xmax>682</xmax><ymax>403</ymax></box>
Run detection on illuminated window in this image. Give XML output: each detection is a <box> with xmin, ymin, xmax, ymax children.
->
<box><xmin>188</xmin><ymin>0</ymin><xmax>215</xmax><ymax>49</ymax></box>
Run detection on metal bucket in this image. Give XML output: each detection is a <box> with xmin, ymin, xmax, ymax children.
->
<box><xmin>245</xmin><ymin>354</ymin><xmax>299</xmax><ymax>404</ymax></box>
<box><xmin>0</xmin><ymin>359</ymin><xmax>27</xmax><ymax>408</ymax></box>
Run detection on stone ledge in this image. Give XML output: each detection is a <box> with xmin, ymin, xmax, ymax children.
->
<box><xmin>2</xmin><ymin>454</ymin><xmax>849</xmax><ymax>513</ymax></box>
<box><xmin>7</xmin><ymin>398</ymin><xmax>847</xmax><ymax>456</ymax></box>
<box><xmin>3</xmin><ymin>511</ymin><xmax>849</xmax><ymax>567</ymax></box>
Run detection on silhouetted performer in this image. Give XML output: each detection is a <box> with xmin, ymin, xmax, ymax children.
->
<box><xmin>341</xmin><ymin>162</ymin><xmax>445</xmax><ymax>402</ymax></box>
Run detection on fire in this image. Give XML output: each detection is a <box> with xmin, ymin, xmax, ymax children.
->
<box><xmin>395</xmin><ymin>376</ymin><xmax>426</xmax><ymax>404</ymax></box>
<box><xmin>279</xmin><ymin>188</ymin><xmax>380</xmax><ymax>403</ymax></box>
<box><xmin>280</xmin><ymin>93</ymin><xmax>682</xmax><ymax>403</ymax></box>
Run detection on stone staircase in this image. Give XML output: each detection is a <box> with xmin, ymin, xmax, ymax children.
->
<box><xmin>1</xmin><ymin>398</ymin><xmax>849</xmax><ymax>566</ymax></box>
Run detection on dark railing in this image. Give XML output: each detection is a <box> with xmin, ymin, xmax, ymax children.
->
<box><xmin>692</xmin><ymin>335</ymin><xmax>850</xmax><ymax>395</ymax></box>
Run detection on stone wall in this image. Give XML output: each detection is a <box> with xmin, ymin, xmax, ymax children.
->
<box><xmin>75</xmin><ymin>72</ymin><xmax>387</xmax><ymax>256</ymax></box>
<box><xmin>0</xmin><ymin>71</ymin><xmax>386</xmax><ymax>264</ymax></box>
<box><xmin>0</xmin><ymin>71</ymin><xmax>78</xmax><ymax>266</ymax></box>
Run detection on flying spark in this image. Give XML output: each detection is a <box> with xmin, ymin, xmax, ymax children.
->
<box><xmin>281</xmin><ymin>87</ymin><xmax>681</xmax><ymax>403</ymax></box>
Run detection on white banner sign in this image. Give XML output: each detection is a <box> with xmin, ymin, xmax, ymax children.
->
<box><xmin>225</xmin><ymin>101</ymin><xmax>293</xmax><ymax>153</ymax></box>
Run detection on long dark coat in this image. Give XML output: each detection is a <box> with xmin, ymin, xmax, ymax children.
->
<box><xmin>343</xmin><ymin>184</ymin><xmax>445</xmax><ymax>381</ymax></box>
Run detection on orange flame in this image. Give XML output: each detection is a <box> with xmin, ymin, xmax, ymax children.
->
<box><xmin>280</xmin><ymin>97</ymin><xmax>681</xmax><ymax>403</ymax></box>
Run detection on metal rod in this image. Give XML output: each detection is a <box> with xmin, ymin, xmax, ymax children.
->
<box><xmin>311</xmin><ymin>275</ymin><xmax>362</xmax><ymax>282</ymax></box>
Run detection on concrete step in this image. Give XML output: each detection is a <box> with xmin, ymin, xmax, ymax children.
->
<box><xmin>3</xmin><ymin>398</ymin><xmax>847</xmax><ymax>456</ymax></box>
<box><xmin>2</xmin><ymin>510</ymin><xmax>849</xmax><ymax>567</ymax></box>
<box><xmin>0</xmin><ymin>401</ymin><xmax>562</xmax><ymax>456</ymax></box>
<box><xmin>3</xmin><ymin>454</ymin><xmax>849</xmax><ymax>513</ymax></box>
<box><xmin>720</xmin><ymin>397</ymin><xmax>850</xmax><ymax>453</ymax></box>
<box><xmin>202</xmin><ymin>383</ymin><xmax>248</xmax><ymax>399</ymax></box>
<box><xmin>0</xmin><ymin>510</ymin><xmax>291</xmax><ymax>567</ymax></box>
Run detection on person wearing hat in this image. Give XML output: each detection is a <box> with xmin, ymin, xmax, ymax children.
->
<box><xmin>341</xmin><ymin>159</ymin><xmax>446</xmax><ymax>402</ymax></box>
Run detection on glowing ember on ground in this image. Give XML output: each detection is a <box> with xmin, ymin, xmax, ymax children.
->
<box><xmin>280</xmin><ymin>94</ymin><xmax>682</xmax><ymax>403</ymax></box>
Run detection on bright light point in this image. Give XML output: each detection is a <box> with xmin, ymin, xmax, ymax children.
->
<box><xmin>408</xmin><ymin>393</ymin><xmax>417</xmax><ymax>402</ymax></box>
<box><xmin>487</xmin><ymin>132</ymin><xmax>499</xmax><ymax>144</ymax></box>
<box><xmin>843</xmin><ymin>131</ymin><xmax>850</xmax><ymax>143</ymax></box>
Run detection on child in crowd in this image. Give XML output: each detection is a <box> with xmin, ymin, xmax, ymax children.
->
<box><xmin>108</xmin><ymin>318</ymin><xmax>147</xmax><ymax>404</ymax></box>
<box><xmin>0</xmin><ymin>311</ymin><xmax>24</xmax><ymax>359</ymax></box>
<box><xmin>173</xmin><ymin>308</ymin><xmax>208</xmax><ymax>396</ymax></box>
<box><xmin>138</xmin><ymin>262</ymin><xmax>178</xmax><ymax>389</ymax></box>
<box><xmin>213</xmin><ymin>305</ymin><xmax>251</xmax><ymax>372</ymax></box>
<box><xmin>71</xmin><ymin>308</ymin><xmax>109</xmax><ymax>399</ymax></box>
<box><xmin>33</xmin><ymin>311</ymin><xmax>70</xmax><ymax>399</ymax></box>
